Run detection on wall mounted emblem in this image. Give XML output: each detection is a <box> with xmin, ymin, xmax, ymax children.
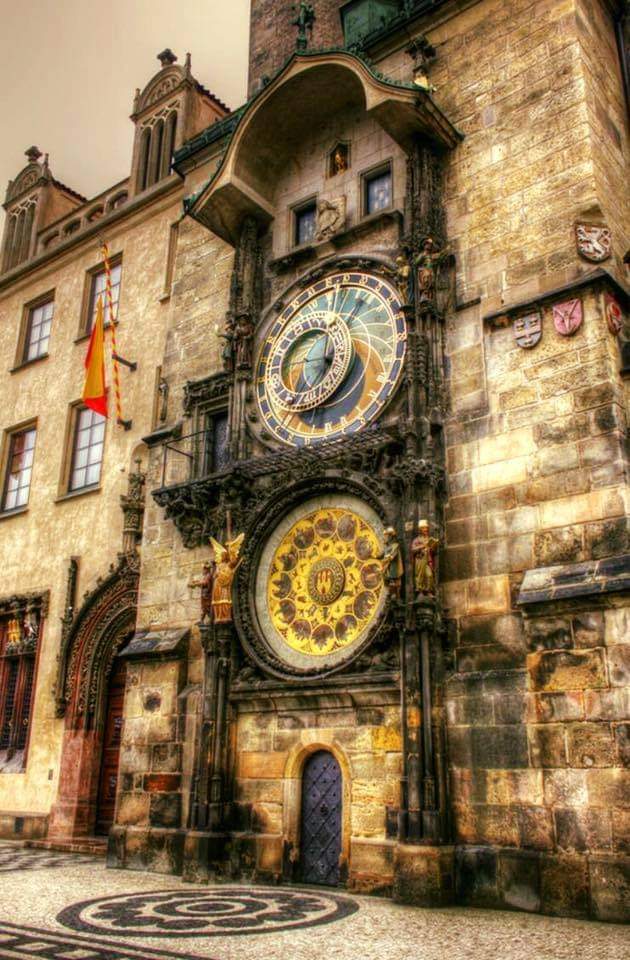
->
<box><xmin>604</xmin><ymin>292</ymin><xmax>623</xmax><ymax>336</ymax></box>
<box><xmin>552</xmin><ymin>298</ymin><xmax>583</xmax><ymax>337</ymax></box>
<box><xmin>514</xmin><ymin>311</ymin><xmax>542</xmax><ymax>348</ymax></box>
<box><xmin>575</xmin><ymin>223</ymin><xmax>611</xmax><ymax>263</ymax></box>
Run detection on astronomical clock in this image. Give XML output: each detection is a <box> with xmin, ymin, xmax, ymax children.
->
<box><xmin>160</xmin><ymin>128</ymin><xmax>453</xmax><ymax>855</ymax></box>
<box><xmin>255</xmin><ymin>271</ymin><xmax>407</xmax><ymax>446</ymax></box>
<box><xmin>233</xmin><ymin>264</ymin><xmax>415</xmax><ymax>681</ymax></box>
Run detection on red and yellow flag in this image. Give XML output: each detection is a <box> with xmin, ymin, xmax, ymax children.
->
<box><xmin>82</xmin><ymin>295</ymin><xmax>108</xmax><ymax>417</ymax></box>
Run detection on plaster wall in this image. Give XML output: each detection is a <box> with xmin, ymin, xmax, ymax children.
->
<box><xmin>0</xmin><ymin>188</ymin><xmax>182</xmax><ymax>817</ymax></box>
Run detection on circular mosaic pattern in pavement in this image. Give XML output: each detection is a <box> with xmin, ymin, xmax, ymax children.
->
<box><xmin>57</xmin><ymin>887</ymin><xmax>359</xmax><ymax>938</ymax></box>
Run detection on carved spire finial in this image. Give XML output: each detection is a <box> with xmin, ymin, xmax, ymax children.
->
<box><xmin>185</xmin><ymin>52</ymin><xmax>192</xmax><ymax>76</ymax></box>
<box><xmin>157</xmin><ymin>48</ymin><xmax>178</xmax><ymax>68</ymax></box>
<box><xmin>25</xmin><ymin>146</ymin><xmax>42</xmax><ymax>163</ymax></box>
<box><xmin>292</xmin><ymin>1</ymin><xmax>315</xmax><ymax>52</ymax></box>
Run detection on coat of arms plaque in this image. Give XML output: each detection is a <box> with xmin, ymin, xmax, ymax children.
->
<box><xmin>552</xmin><ymin>298</ymin><xmax>583</xmax><ymax>337</ymax></box>
<box><xmin>575</xmin><ymin>223</ymin><xmax>612</xmax><ymax>263</ymax></box>
<box><xmin>514</xmin><ymin>311</ymin><xmax>542</xmax><ymax>349</ymax></box>
<box><xmin>604</xmin><ymin>292</ymin><xmax>623</xmax><ymax>336</ymax></box>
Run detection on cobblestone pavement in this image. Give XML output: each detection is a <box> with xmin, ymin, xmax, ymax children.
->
<box><xmin>0</xmin><ymin>844</ymin><xmax>627</xmax><ymax>960</ymax></box>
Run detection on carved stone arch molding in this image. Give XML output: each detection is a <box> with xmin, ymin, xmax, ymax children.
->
<box><xmin>55</xmin><ymin>554</ymin><xmax>139</xmax><ymax>729</ymax></box>
<box><xmin>233</xmin><ymin>472</ymin><xmax>393</xmax><ymax>681</ymax></box>
<box><xmin>49</xmin><ymin>554</ymin><xmax>139</xmax><ymax>840</ymax></box>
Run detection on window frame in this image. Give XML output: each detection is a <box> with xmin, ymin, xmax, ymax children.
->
<box><xmin>13</xmin><ymin>290</ymin><xmax>54</xmax><ymax>370</ymax></box>
<box><xmin>58</xmin><ymin>402</ymin><xmax>106</xmax><ymax>499</ymax></box>
<box><xmin>0</xmin><ymin>610</ymin><xmax>44</xmax><ymax>773</ymax></box>
<box><xmin>79</xmin><ymin>254</ymin><xmax>122</xmax><ymax>339</ymax></box>
<box><xmin>0</xmin><ymin>420</ymin><xmax>37</xmax><ymax>516</ymax></box>
<box><xmin>292</xmin><ymin>196</ymin><xmax>318</xmax><ymax>248</ymax></box>
<box><xmin>361</xmin><ymin>160</ymin><xmax>394</xmax><ymax>218</ymax></box>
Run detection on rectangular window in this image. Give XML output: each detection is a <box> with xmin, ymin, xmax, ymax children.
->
<box><xmin>69</xmin><ymin>407</ymin><xmax>105</xmax><ymax>491</ymax></box>
<box><xmin>86</xmin><ymin>260</ymin><xmax>122</xmax><ymax>333</ymax></box>
<box><xmin>2</xmin><ymin>427</ymin><xmax>36</xmax><ymax>512</ymax></box>
<box><xmin>294</xmin><ymin>201</ymin><xmax>317</xmax><ymax>247</ymax></box>
<box><xmin>0</xmin><ymin>609</ymin><xmax>41</xmax><ymax>772</ymax></box>
<box><xmin>23</xmin><ymin>298</ymin><xmax>53</xmax><ymax>362</ymax></box>
<box><xmin>203</xmin><ymin>409</ymin><xmax>229</xmax><ymax>475</ymax></box>
<box><xmin>364</xmin><ymin>164</ymin><xmax>392</xmax><ymax>215</ymax></box>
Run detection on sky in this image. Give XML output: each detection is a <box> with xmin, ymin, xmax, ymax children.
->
<box><xmin>0</xmin><ymin>0</ymin><xmax>250</xmax><ymax>227</ymax></box>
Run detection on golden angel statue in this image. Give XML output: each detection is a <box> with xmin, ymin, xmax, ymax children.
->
<box><xmin>209</xmin><ymin>533</ymin><xmax>245</xmax><ymax>623</ymax></box>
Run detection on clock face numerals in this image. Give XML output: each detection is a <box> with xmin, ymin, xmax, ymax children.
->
<box><xmin>256</xmin><ymin>272</ymin><xmax>406</xmax><ymax>446</ymax></box>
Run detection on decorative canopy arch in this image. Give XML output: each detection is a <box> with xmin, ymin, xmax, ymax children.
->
<box><xmin>187</xmin><ymin>50</ymin><xmax>461</xmax><ymax>245</ymax></box>
<box><xmin>55</xmin><ymin>554</ymin><xmax>139</xmax><ymax>729</ymax></box>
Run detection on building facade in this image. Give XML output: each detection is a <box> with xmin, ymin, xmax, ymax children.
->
<box><xmin>1</xmin><ymin>0</ymin><xmax>629</xmax><ymax>923</ymax></box>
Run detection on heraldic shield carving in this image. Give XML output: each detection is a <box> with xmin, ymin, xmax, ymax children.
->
<box><xmin>553</xmin><ymin>298</ymin><xmax>583</xmax><ymax>337</ymax></box>
<box><xmin>575</xmin><ymin>223</ymin><xmax>612</xmax><ymax>263</ymax></box>
<box><xmin>605</xmin><ymin>292</ymin><xmax>623</xmax><ymax>336</ymax></box>
<box><xmin>514</xmin><ymin>311</ymin><xmax>542</xmax><ymax>349</ymax></box>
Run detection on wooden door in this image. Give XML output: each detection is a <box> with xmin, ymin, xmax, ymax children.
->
<box><xmin>301</xmin><ymin>751</ymin><xmax>342</xmax><ymax>886</ymax></box>
<box><xmin>95</xmin><ymin>658</ymin><xmax>126</xmax><ymax>835</ymax></box>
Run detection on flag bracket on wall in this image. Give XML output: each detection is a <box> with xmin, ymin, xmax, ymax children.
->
<box><xmin>112</xmin><ymin>352</ymin><xmax>138</xmax><ymax>372</ymax></box>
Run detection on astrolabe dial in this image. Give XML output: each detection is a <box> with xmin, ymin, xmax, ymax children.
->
<box><xmin>254</xmin><ymin>496</ymin><xmax>388</xmax><ymax>672</ymax></box>
<box><xmin>256</xmin><ymin>271</ymin><xmax>406</xmax><ymax>446</ymax></box>
<box><xmin>266</xmin><ymin>311</ymin><xmax>353</xmax><ymax>412</ymax></box>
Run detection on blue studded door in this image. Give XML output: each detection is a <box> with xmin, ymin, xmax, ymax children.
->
<box><xmin>301</xmin><ymin>750</ymin><xmax>342</xmax><ymax>886</ymax></box>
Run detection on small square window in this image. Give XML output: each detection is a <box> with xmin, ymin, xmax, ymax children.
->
<box><xmin>23</xmin><ymin>299</ymin><xmax>53</xmax><ymax>363</ymax></box>
<box><xmin>364</xmin><ymin>165</ymin><xmax>392</xmax><ymax>215</ymax></box>
<box><xmin>2</xmin><ymin>427</ymin><xmax>36</xmax><ymax>512</ymax></box>
<box><xmin>69</xmin><ymin>407</ymin><xmax>105</xmax><ymax>492</ymax></box>
<box><xmin>86</xmin><ymin>260</ymin><xmax>122</xmax><ymax>334</ymax></box>
<box><xmin>294</xmin><ymin>202</ymin><xmax>317</xmax><ymax>247</ymax></box>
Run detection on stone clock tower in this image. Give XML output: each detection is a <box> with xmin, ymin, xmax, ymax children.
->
<box><xmin>133</xmin><ymin>19</ymin><xmax>462</xmax><ymax>896</ymax></box>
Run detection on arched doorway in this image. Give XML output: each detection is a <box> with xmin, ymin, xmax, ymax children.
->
<box><xmin>94</xmin><ymin>657</ymin><xmax>127</xmax><ymax>835</ymax></box>
<box><xmin>301</xmin><ymin>750</ymin><xmax>342</xmax><ymax>886</ymax></box>
<box><xmin>48</xmin><ymin>555</ymin><xmax>138</xmax><ymax>841</ymax></box>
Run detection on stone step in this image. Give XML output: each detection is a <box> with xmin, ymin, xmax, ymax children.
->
<box><xmin>24</xmin><ymin>837</ymin><xmax>107</xmax><ymax>856</ymax></box>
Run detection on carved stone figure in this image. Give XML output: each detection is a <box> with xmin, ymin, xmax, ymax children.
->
<box><xmin>411</xmin><ymin>520</ymin><xmax>439</xmax><ymax>598</ymax></box>
<box><xmin>219</xmin><ymin>330</ymin><xmax>234</xmax><ymax>373</ymax></box>
<box><xmin>292</xmin><ymin>1</ymin><xmax>315</xmax><ymax>51</ymax></box>
<box><xmin>209</xmin><ymin>533</ymin><xmax>245</xmax><ymax>623</ymax></box>
<box><xmin>234</xmin><ymin>315</ymin><xmax>254</xmax><ymax>369</ymax></box>
<box><xmin>414</xmin><ymin>237</ymin><xmax>449</xmax><ymax>305</ymax></box>
<box><xmin>406</xmin><ymin>35</ymin><xmax>436</xmax><ymax>92</ymax></box>
<box><xmin>315</xmin><ymin>197</ymin><xmax>346</xmax><ymax>242</ymax></box>
<box><xmin>378</xmin><ymin>526</ymin><xmax>403</xmax><ymax>598</ymax></box>
<box><xmin>331</xmin><ymin>145</ymin><xmax>348</xmax><ymax>175</ymax></box>
<box><xmin>395</xmin><ymin>252</ymin><xmax>413</xmax><ymax>304</ymax></box>
<box><xmin>189</xmin><ymin>562</ymin><xmax>216</xmax><ymax>623</ymax></box>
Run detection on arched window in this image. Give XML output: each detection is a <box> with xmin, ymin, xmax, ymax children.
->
<box><xmin>11</xmin><ymin>210</ymin><xmax>26</xmax><ymax>270</ymax></box>
<box><xmin>137</xmin><ymin>127</ymin><xmax>151</xmax><ymax>193</ymax></box>
<box><xmin>2</xmin><ymin>215</ymin><xmax>17</xmax><ymax>272</ymax></box>
<box><xmin>161</xmin><ymin>111</ymin><xmax>178</xmax><ymax>180</ymax></box>
<box><xmin>148</xmin><ymin>120</ymin><xmax>165</xmax><ymax>188</ymax></box>
<box><xmin>20</xmin><ymin>205</ymin><xmax>35</xmax><ymax>262</ymax></box>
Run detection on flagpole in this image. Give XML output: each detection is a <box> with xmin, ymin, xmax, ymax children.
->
<box><xmin>100</xmin><ymin>240</ymin><xmax>132</xmax><ymax>430</ymax></box>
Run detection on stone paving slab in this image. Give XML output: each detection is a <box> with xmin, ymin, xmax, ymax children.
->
<box><xmin>0</xmin><ymin>844</ymin><xmax>627</xmax><ymax>960</ymax></box>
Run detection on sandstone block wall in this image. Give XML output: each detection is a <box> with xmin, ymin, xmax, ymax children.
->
<box><xmin>232</xmin><ymin>697</ymin><xmax>401</xmax><ymax>891</ymax></box>
<box><xmin>111</xmin><ymin>656</ymin><xmax>187</xmax><ymax>872</ymax></box>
